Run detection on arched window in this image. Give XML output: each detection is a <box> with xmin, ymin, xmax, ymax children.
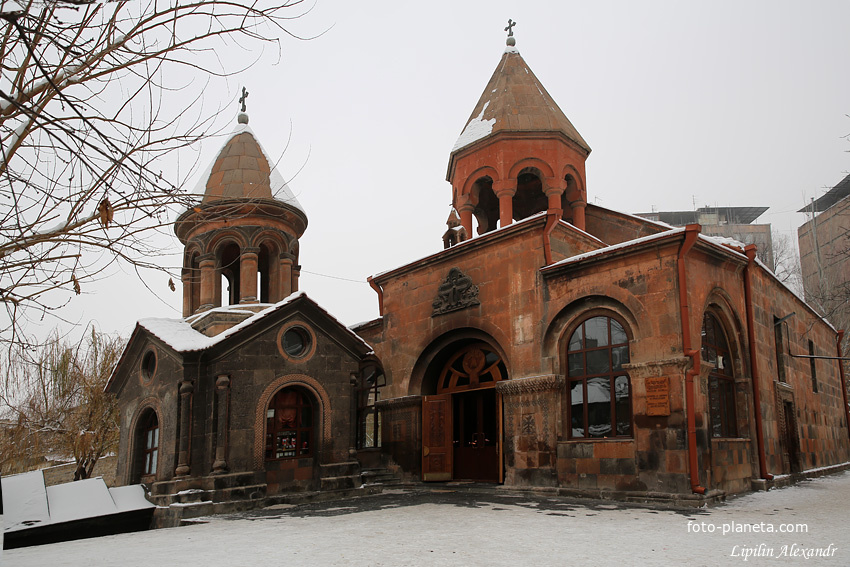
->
<box><xmin>265</xmin><ymin>388</ymin><xmax>312</xmax><ymax>459</ymax></box>
<box><xmin>357</xmin><ymin>364</ymin><xmax>385</xmax><ymax>449</ymax></box>
<box><xmin>141</xmin><ymin>411</ymin><xmax>159</xmax><ymax>476</ymax></box>
<box><xmin>567</xmin><ymin>315</ymin><xmax>632</xmax><ymax>438</ymax></box>
<box><xmin>437</xmin><ymin>343</ymin><xmax>506</xmax><ymax>393</ymax></box>
<box><xmin>702</xmin><ymin>312</ymin><xmax>737</xmax><ymax>438</ymax></box>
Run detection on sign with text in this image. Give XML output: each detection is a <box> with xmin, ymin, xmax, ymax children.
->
<box><xmin>646</xmin><ymin>376</ymin><xmax>670</xmax><ymax>416</ymax></box>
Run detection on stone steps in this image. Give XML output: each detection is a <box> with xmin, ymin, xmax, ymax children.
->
<box><xmin>360</xmin><ymin>468</ymin><xmax>402</xmax><ymax>486</ymax></box>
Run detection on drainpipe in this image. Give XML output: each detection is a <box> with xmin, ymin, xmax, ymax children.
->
<box><xmin>743</xmin><ymin>245</ymin><xmax>772</xmax><ymax>481</ymax></box>
<box><xmin>542</xmin><ymin>209</ymin><xmax>561</xmax><ymax>266</ymax></box>
<box><xmin>838</xmin><ymin>331</ymin><xmax>850</xmax><ymax>439</ymax></box>
<box><xmin>367</xmin><ymin>276</ymin><xmax>384</xmax><ymax>316</ymax></box>
<box><xmin>678</xmin><ymin>224</ymin><xmax>706</xmax><ymax>495</ymax></box>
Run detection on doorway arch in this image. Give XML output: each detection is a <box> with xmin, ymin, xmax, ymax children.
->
<box><xmin>421</xmin><ymin>339</ymin><xmax>508</xmax><ymax>483</ymax></box>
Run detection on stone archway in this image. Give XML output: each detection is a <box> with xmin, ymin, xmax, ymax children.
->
<box><xmin>422</xmin><ymin>341</ymin><xmax>507</xmax><ymax>483</ymax></box>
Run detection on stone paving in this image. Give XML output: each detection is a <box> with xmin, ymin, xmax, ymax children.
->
<box><xmin>5</xmin><ymin>471</ymin><xmax>850</xmax><ymax>566</ymax></box>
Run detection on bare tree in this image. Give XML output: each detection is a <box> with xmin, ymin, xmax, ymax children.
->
<box><xmin>0</xmin><ymin>326</ymin><xmax>124</xmax><ymax>480</ymax></box>
<box><xmin>771</xmin><ymin>230</ymin><xmax>803</xmax><ymax>293</ymax></box>
<box><xmin>0</xmin><ymin>0</ymin><xmax>308</xmax><ymax>348</ymax></box>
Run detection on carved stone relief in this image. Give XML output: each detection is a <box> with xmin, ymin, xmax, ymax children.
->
<box><xmin>432</xmin><ymin>267</ymin><xmax>480</xmax><ymax>316</ymax></box>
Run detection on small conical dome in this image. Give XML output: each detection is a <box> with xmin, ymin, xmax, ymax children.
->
<box><xmin>194</xmin><ymin>119</ymin><xmax>304</xmax><ymax>213</ymax></box>
<box><xmin>451</xmin><ymin>47</ymin><xmax>590</xmax><ymax>155</ymax></box>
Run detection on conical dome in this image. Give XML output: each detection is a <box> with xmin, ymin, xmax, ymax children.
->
<box><xmin>451</xmin><ymin>46</ymin><xmax>590</xmax><ymax>155</ymax></box>
<box><xmin>194</xmin><ymin>117</ymin><xmax>304</xmax><ymax>213</ymax></box>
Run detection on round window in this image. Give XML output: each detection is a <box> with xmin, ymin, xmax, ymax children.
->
<box><xmin>141</xmin><ymin>350</ymin><xmax>157</xmax><ymax>382</ymax></box>
<box><xmin>282</xmin><ymin>327</ymin><xmax>310</xmax><ymax>358</ymax></box>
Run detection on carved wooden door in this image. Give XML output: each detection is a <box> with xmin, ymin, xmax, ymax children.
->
<box><xmin>422</xmin><ymin>394</ymin><xmax>452</xmax><ymax>481</ymax></box>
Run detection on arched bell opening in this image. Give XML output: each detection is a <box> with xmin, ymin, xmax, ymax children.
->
<box><xmin>470</xmin><ymin>176</ymin><xmax>498</xmax><ymax>236</ymax></box>
<box><xmin>513</xmin><ymin>168</ymin><xmax>547</xmax><ymax>221</ymax></box>
<box><xmin>257</xmin><ymin>240</ymin><xmax>280</xmax><ymax>303</ymax></box>
<box><xmin>218</xmin><ymin>241</ymin><xmax>242</xmax><ymax>307</ymax></box>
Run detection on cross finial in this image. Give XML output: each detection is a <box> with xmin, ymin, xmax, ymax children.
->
<box><xmin>505</xmin><ymin>18</ymin><xmax>517</xmax><ymax>37</ymax></box>
<box><xmin>239</xmin><ymin>86</ymin><xmax>249</xmax><ymax>113</ymax></box>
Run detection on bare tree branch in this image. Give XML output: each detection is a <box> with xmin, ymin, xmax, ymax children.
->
<box><xmin>0</xmin><ymin>325</ymin><xmax>124</xmax><ymax>479</ymax></box>
<box><xmin>0</xmin><ymin>0</ymin><xmax>310</xmax><ymax>348</ymax></box>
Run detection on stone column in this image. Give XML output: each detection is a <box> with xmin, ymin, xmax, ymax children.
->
<box><xmin>198</xmin><ymin>254</ymin><xmax>217</xmax><ymax>312</ymax></box>
<box><xmin>459</xmin><ymin>204</ymin><xmax>474</xmax><ymax>239</ymax></box>
<box><xmin>545</xmin><ymin>177</ymin><xmax>567</xmax><ymax>214</ymax></box>
<box><xmin>494</xmin><ymin>180</ymin><xmax>515</xmax><ymax>229</ymax></box>
<box><xmin>239</xmin><ymin>247</ymin><xmax>260</xmax><ymax>304</ymax></box>
<box><xmin>279</xmin><ymin>256</ymin><xmax>293</xmax><ymax>299</ymax></box>
<box><xmin>212</xmin><ymin>375</ymin><xmax>231</xmax><ymax>474</ymax></box>
<box><xmin>175</xmin><ymin>380</ymin><xmax>194</xmax><ymax>477</ymax></box>
<box><xmin>181</xmin><ymin>269</ymin><xmax>193</xmax><ymax>317</ymax></box>
<box><xmin>292</xmin><ymin>265</ymin><xmax>301</xmax><ymax>293</ymax></box>
<box><xmin>571</xmin><ymin>200</ymin><xmax>587</xmax><ymax>231</ymax></box>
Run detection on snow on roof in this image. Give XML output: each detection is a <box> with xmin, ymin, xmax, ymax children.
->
<box><xmin>108</xmin><ymin>485</ymin><xmax>156</xmax><ymax>513</ymax></box>
<box><xmin>700</xmin><ymin>234</ymin><xmax>748</xmax><ymax>251</ymax></box>
<box><xmin>452</xmin><ymin>101</ymin><xmax>495</xmax><ymax>152</ymax></box>
<box><xmin>545</xmin><ymin>227</ymin><xmax>687</xmax><ymax>270</ymax></box>
<box><xmin>2</xmin><ymin>471</ymin><xmax>154</xmax><ymax>534</ymax></box>
<box><xmin>141</xmin><ymin>293</ymin><xmax>306</xmax><ymax>353</ymax></box>
<box><xmin>46</xmin><ymin>478</ymin><xmax>121</xmax><ymax>524</ymax></box>
<box><xmin>139</xmin><ymin>292</ymin><xmax>373</xmax><ymax>354</ymax></box>
<box><xmin>2</xmin><ymin>470</ymin><xmax>50</xmax><ymax>532</ymax></box>
<box><xmin>189</xmin><ymin>119</ymin><xmax>305</xmax><ymax>214</ymax></box>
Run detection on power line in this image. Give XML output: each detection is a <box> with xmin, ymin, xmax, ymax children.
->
<box><xmin>299</xmin><ymin>269</ymin><xmax>367</xmax><ymax>284</ymax></box>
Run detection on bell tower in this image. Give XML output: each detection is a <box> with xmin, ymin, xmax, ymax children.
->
<box><xmin>446</xmin><ymin>23</ymin><xmax>591</xmax><ymax>238</ymax></box>
<box><xmin>175</xmin><ymin>103</ymin><xmax>307</xmax><ymax>324</ymax></box>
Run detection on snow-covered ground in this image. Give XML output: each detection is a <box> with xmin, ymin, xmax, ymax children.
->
<box><xmin>6</xmin><ymin>472</ymin><xmax>850</xmax><ymax>566</ymax></box>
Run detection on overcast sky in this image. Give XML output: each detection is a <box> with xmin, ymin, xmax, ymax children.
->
<box><xmin>33</xmin><ymin>0</ymin><xmax>850</xmax><ymax>342</ymax></box>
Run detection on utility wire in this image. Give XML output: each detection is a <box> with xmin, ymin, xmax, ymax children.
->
<box><xmin>299</xmin><ymin>269</ymin><xmax>367</xmax><ymax>284</ymax></box>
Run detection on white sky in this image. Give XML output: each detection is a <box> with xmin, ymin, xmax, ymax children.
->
<box><xmin>32</xmin><ymin>0</ymin><xmax>850</xmax><ymax>342</ymax></box>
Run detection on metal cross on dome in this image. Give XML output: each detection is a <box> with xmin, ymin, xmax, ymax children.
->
<box><xmin>505</xmin><ymin>18</ymin><xmax>517</xmax><ymax>37</ymax></box>
<box><xmin>239</xmin><ymin>86</ymin><xmax>249</xmax><ymax>112</ymax></box>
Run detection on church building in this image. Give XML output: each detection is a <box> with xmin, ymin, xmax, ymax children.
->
<box><xmin>107</xmin><ymin>32</ymin><xmax>850</xmax><ymax>511</ymax></box>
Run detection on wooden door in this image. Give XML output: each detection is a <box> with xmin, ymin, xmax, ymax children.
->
<box><xmin>422</xmin><ymin>394</ymin><xmax>452</xmax><ymax>481</ymax></box>
<box><xmin>783</xmin><ymin>401</ymin><xmax>801</xmax><ymax>474</ymax></box>
<box><xmin>453</xmin><ymin>389</ymin><xmax>499</xmax><ymax>482</ymax></box>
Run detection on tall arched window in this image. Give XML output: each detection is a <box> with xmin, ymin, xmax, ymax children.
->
<box><xmin>567</xmin><ymin>315</ymin><xmax>632</xmax><ymax>439</ymax></box>
<box><xmin>265</xmin><ymin>388</ymin><xmax>313</xmax><ymax>459</ymax></box>
<box><xmin>140</xmin><ymin>411</ymin><xmax>159</xmax><ymax>477</ymax></box>
<box><xmin>702</xmin><ymin>312</ymin><xmax>737</xmax><ymax>438</ymax></box>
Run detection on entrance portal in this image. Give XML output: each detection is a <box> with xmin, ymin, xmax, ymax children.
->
<box><xmin>453</xmin><ymin>389</ymin><xmax>499</xmax><ymax>481</ymax></box>
<box><xmin>422</xmin><ymin>342</ymin><xmax>506</xmax><ymax>483</ymax></box>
